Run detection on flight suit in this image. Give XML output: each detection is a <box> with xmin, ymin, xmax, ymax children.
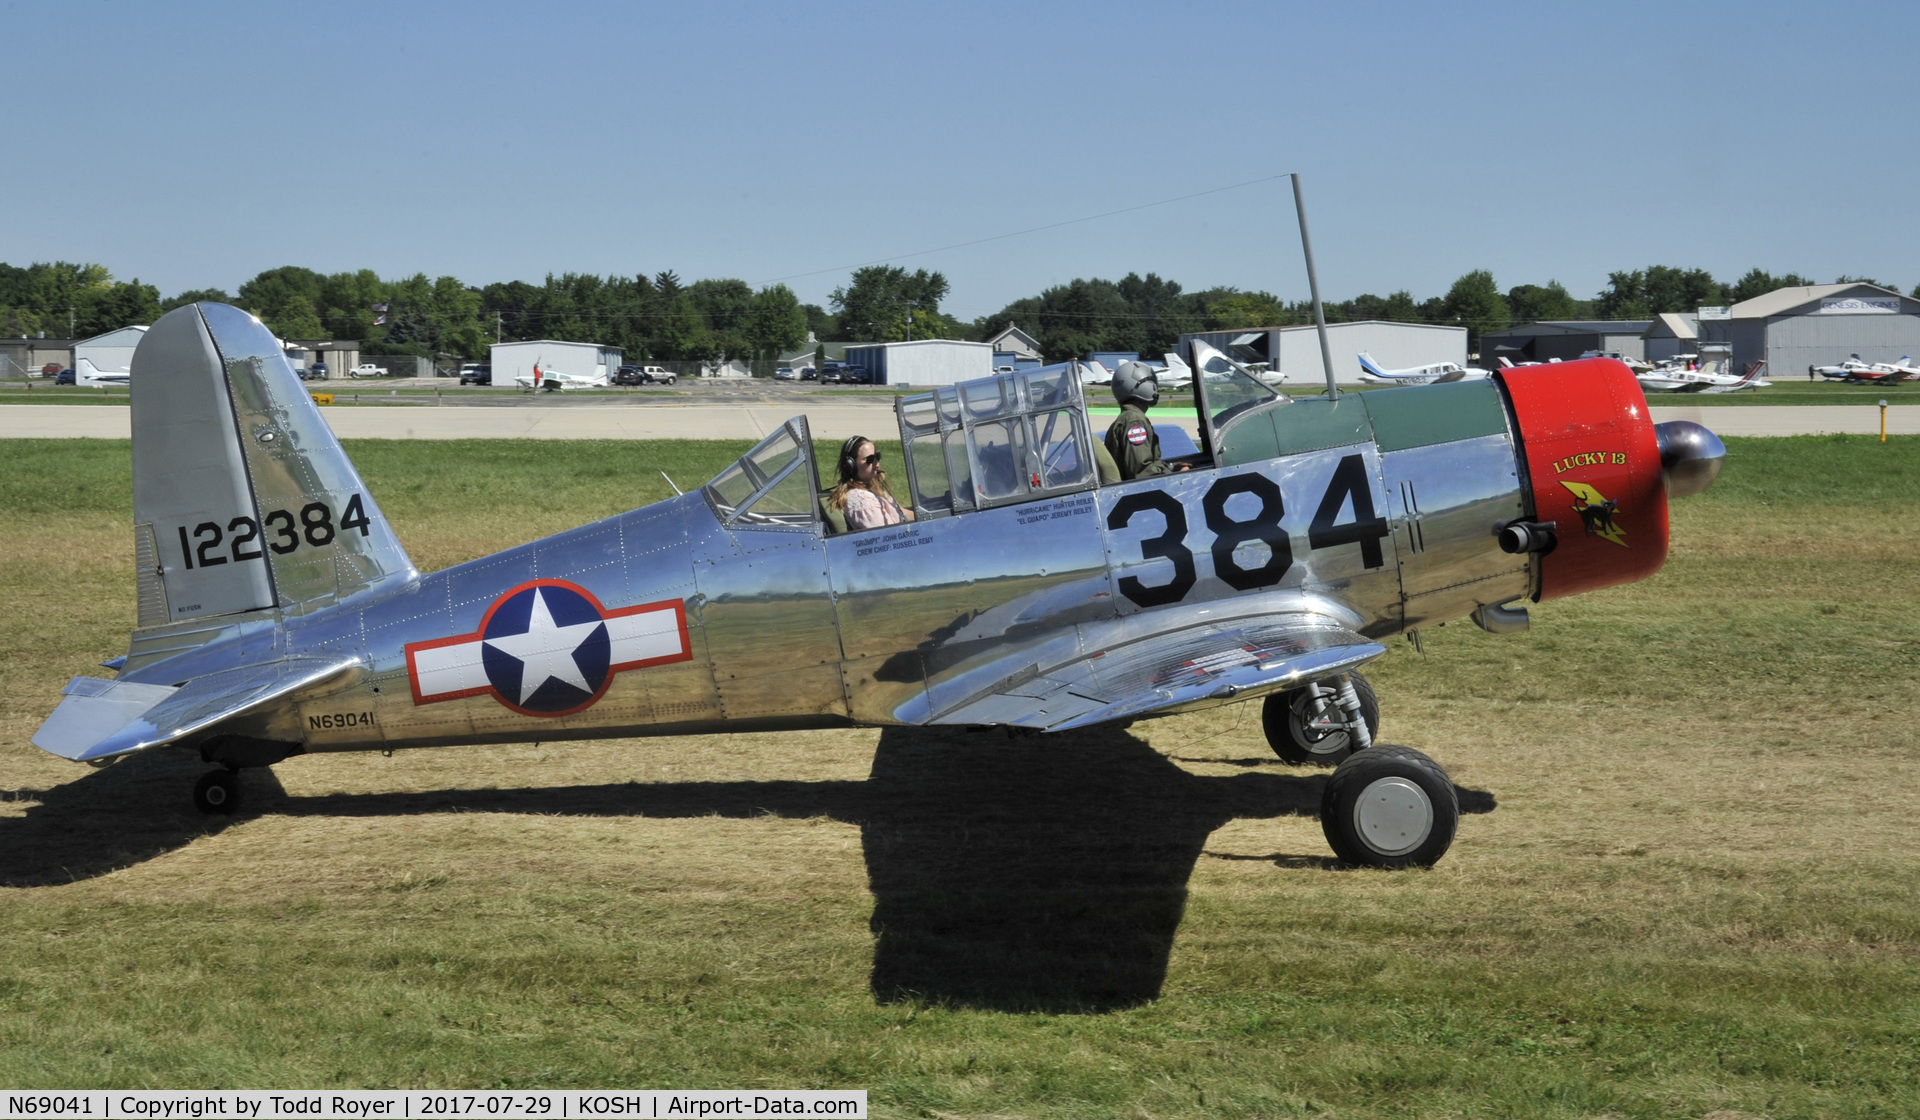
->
<box><xmin>1105</xmin><ymin>404</ymin><xmax>1172</xmax><ymax>480</ymax></box>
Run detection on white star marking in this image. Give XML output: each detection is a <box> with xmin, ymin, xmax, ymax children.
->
<box><xmin>483</xmin><ymin>589</ymin><xmax>605</xmax><ymax>704</ymax></box>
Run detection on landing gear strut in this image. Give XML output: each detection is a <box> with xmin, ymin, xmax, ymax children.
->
<box><xmin>1263</xmin><ymin>672</ymin><xmax>1379</xmax><ymax>766</ymax></box>
<box><xmin>193</xmin><ymin>769</ymin><xmax>241</xmax><ymax>815</ymax></box>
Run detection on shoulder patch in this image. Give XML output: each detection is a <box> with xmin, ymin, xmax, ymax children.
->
<box><xmin>1127</xmin><ymin>423</ymin><xmax>1149</xmax><ymax>446</ymax></box>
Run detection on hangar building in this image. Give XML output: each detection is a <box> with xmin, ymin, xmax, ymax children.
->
<box><xmin>1180</xmin><ymin>321</ymin><xmax>1467</xmax><ymax>386</ymax></box>
<box><xmin>490</xmin><ymin>339</ymin><xmax>623</xmax><ymax>386</ymax></box>
<box><xmin>0</xmin><ymin>336</ymin><xmax>75</xmax><ymax>378</ymax></box>
<box><xmin>75</xmin><ymin>325</ymin><xmax>149</xmax><ymax>375</ymax></box>
<box><xmin>843</xmin><ymin>339</ymin><xmax>992</xmax><ymax>386</ymax></box>
<box><xmin>1642</xmin><ymin>313</ymin><xmax>1699</xmax><ymax>363</ymax></box>
<box><xmin>1695</xmin><ymin>283</ymin><xmax>1920</xmax><ymax>379</ymax></box>
<box><xmin>1478</xmin><ymin>320</ymin><xmax>1652</xmax><ymax>366</ymax></box>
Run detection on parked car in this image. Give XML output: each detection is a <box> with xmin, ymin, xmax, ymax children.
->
<box><xmin>800</xmin><ymin>367</ymin><xmax>818</xmax><ymax>381</ymax></box>
<box><xmin>40</xmin><ymin>363</ymin><xmax>63</xmax><ymax>378</ymax></box>
<box><xmin>612</xmin><ymin>365</ymin><xmax>642</xmax><ymax>386</ymax></box>
<box><xmin>350</xmin><ymin>363</ymin><xmax>388</xmax><ymax>379</ymax></box>
<box><xmin>458</xmin><ymin>363</ymin><xmax>492</xmax><ymax>385</ymax></box>
<box><xmin>845</xmin><ymin>368</ymin><xmax>873</xmax><ymax>384</ymax></box>
<box><xmin>639</xmin><ymin>365</ymin><xmax>677</xmax><ymax>385</ymax></box>
<box><xmin>819</xmin><ymin>365</ymin><xmax>843</xmax><ymax>384</ymax></box>
<box><xmin>311</xmin><ymin>360</ymin><xmax>329</xmax><ymax>379</ymax></box>
<box><xmin>773</xmin><ymin>366</ymin><xmax>799</xmax><ymax>381</ymax></box>
<box><xmin>54</xmin><ymin>369</ymin><xmax>75</xmax><ymax>385</ymax></box>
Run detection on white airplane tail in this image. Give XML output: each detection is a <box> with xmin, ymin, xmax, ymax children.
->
<box><xmin>126</xmin><ymin>304</ymin><xmax>417</xmax><ymax>663</ymax></box>
<box><xmin>1357</xmin><ymin>352</ymin><xmax>1390</xmax><ymax>380</ymax></box>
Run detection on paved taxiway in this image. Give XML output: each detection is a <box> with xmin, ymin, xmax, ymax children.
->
<box><xmin>2</xmin><ymin>402</ymin><xmax>1916</xmax><ymax>441</ymax></box>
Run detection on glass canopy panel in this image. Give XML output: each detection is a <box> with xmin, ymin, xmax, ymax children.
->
<box><xmin>909</xmin><ymin>431</ymin><xmax>953</xmax><ymax>517</ymax></box>
<box><xmin>962</xmin><ymin>376</ymin><xmax>1020</xmax><ymax>421</ymax></box>
<box><xmin>1031</xmin><ymin>409</ymin><xmax>1092</xmax><ymax>490</ymax></box>
<box><xmin>1196</xmin><ymin>344</ymin><xmax>1279</xmax><ymax>430</ymax></box>
<box><xmin>1024</xmin><ymin>367</ymin><xmax>1074</xmax><ymax>410</ymax></box>
<box><xmin>969</xmin><ymin>418</ymin><xmax>1030</xmax><ymax>502</ymax></box>
<box><xmin>731</xmin><ymin>463</ymin><xmax>817</xmax><ymax>527</ymax></box>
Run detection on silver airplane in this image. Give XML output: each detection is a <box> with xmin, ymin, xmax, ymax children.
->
<box><xmin>31</xmin><ymin>303</ymin><xmax>1727</xmax><ymax>869</ymax></box>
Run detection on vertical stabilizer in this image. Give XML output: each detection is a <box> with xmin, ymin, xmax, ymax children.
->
<box><xmin>131</xmin><ymin>304</ymin><xmax>417</xmax><ymax>646</ymax></box>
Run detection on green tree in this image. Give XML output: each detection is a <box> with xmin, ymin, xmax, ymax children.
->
<box><xmin>802</xmin><ymin>303</ymin><xmax>838</xmax><ymax>341</ymax></box>
<box><xmin>747</xmin><ymin>284</ymin><xmax>807</xmax><ymax>359</ymax></box>
<box><xmin>1439</xmin><ymin>270</ymin><xmax>1510</xmax><ymax>348</ymax></box>
<box><xmin>1726</xmin><ymin>268</ymin><xmax>1814</xmax><ymax>305</ymax></box>
<box><xmin>1595</xmin><ymin>266</ymin><xmax>1725</xmax><ymax>319</ymax></box>
<box><xmin>161</xmin><ymin>288</ymin><xmax>232</xmax><ymax>312</ymax></box>
<box><xmin>236</xmin><ymin>266</ymin><xmax>328</xmax><ymax>337</ymax></box>
<box><xmin>831</xmin><ymin>266</ymin><xmax>950</xmax><ymax>342</ymax></box>
<box><xmin>1505</xmin><ymin>281</ymin><xmax>1578</xmax><ymax>323</ymax></box>
<box><xmin>1341</xmin><ymin>290</ymin><xmax>1422</xmax><ymax>323</ymax></box>
<box><xmin>1200</xmin><ymin>289</ymin><xmax>1293</xmax><ymax>331</ymax></box>
<box><xmin>0</xmin><ymin>261</ymin><xmax>158</xmax><ymax>337</ymax></box>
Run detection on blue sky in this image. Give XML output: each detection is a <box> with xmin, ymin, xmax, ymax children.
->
<box><xmin>8</xmin><ymin>0</ymin><xmax>1915</xmax><ymax>318</ymax></box>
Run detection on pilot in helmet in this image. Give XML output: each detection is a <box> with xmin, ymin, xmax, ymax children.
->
<box><xmin>1105</xmin><ymin>361</ymin><xmax>1187</xmax><ymax>480</ymax></box>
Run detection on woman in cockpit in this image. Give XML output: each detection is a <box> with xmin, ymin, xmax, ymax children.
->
<box><xmin>830</xmin><ymin>435</ymin><xmax>915</xmax><ymax>530</ymax></box>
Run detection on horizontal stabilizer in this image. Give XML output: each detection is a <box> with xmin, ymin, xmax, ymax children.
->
<box><xmin>32</xmin><ymin>656</ymin><xmax>358</xmax><ymax>762</ymax></box>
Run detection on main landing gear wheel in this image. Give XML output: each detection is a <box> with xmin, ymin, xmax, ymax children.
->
<box><xmin>1320</xmin><ymin>745</ymin><xmax>1458</xmax><ymax>868</ymax></box>
<box><xmin>1263</xmin><ymin>673</ymin><xmax>1379</xmax><ymax>766</ymax></box>
<box><xmin>193</xmin><ymin>770</ymin><xmax>241</xmax><ymax>816</ymax></box>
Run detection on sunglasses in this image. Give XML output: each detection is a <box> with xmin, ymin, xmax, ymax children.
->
<box><xmin>861</xmin><ymin>452</ymin><xmax>882</xmax><ymax>466</ymax></box>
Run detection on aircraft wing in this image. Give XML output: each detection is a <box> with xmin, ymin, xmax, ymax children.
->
<box><xmin>33</xmin><ymin>655</ymin><xmax>359</xmax><ymax>762</ymax></box>
<box><xmin>925</xmin><ymin>607</ymin><xmax>1385</xmax><ymax>732</ymax></box>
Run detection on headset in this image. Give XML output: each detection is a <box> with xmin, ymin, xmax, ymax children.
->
<box><xmin>838</xmin><ymin>435</ymin><xmax>870</xmax><ymax>484</ymax></box>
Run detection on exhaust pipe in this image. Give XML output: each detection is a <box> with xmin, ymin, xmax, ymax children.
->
<box><xmin>1472</xmin><ymin>600</ymin><xmax>1530</xmax><ymax>634</ymax></box>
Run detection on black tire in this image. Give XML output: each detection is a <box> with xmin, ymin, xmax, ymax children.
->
<box><xmin>193</xmin><ymin>770</ymin><xmax>241</xmax><ymax>816</ymax></box>
<box><xmin>1262</xmin><ymin>673</ymin><xmax>1380</xmax><ymax>766</ymax></box>
<box><xmin>1320</xmin><ymin>745</ymin><xmax>1458</xmax><ymax>868</ymax></box>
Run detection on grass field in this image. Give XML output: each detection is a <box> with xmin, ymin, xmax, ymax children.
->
<box><xmin>1</xmin><ymin>435</ymin><xmax>1917</xmax><ymax>1117</ymax></box>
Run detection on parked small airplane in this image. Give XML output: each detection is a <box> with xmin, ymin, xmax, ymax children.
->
<box><xmin>74</xmin><ymin>357</ymin><xmax>131</xmax><ymax>387</ymax></box>
<box><xmin>1357</xmin><ymin>352</ymin><xmax>1491</xmax><ymax>385</ymax></box>
<box><xmin>515</xmin><ymin>362</ymin><xmax>606</xmax><ymax>391</ymax></box>
<box><xmin>1637</xmin><ymin>359</ymin><xmax>1769</xmax><ymax>394</ymax></box>
<box><xmin>31</xmin><ymin>303</ymin><xmax>1726</xmax><ymax>869</ymax></box>
<box><xmin>1814</xmin><ymin>355</ymin><xmax>1918</xmax><ymax>384</ymax></box>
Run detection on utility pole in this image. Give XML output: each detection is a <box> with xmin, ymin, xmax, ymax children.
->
<box><xmin>495</xmin><ymin>312</ymin><xmax>502</xmax><ymax>342</ymax></box>
<box><xmin>68</xmin><ymin>306</ymin><xmax>75</xmax><ymax>339</ymax></box>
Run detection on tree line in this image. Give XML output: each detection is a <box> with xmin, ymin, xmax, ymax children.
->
<box><xmin>4</xmin><ymin>259</ymin><xmax>1912</xmax><ymax>361</ymax></box>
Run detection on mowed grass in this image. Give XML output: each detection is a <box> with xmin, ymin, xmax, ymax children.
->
<box><xmin>1</xmin><ymin>435</ymin><xmax>1917</xmax><ymax>1118</ymax></box>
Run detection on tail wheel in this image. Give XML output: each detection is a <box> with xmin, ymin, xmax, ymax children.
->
<box><xmin>193</xmin><ymin>770</ymin><xmax>241</xmax><ymax>816</ymax></box>
<box><xmin>1263</xmin><ymin>673</ymin><xmax>1379</xmax><ymax>766</ymax></box>
<box><xmin>1320</xmin><ymin>745</ymin><xmax>1458</xmax><ymax>868</ymax></box>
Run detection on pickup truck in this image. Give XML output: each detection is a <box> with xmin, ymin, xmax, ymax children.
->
<box><xmin>639</xmin><ymin>365</ymin><xmax>676</xmax><ymax>384</ymax></box>
<box><xmin>349</xmin><ymin>363</ymin><xmax>389</xmax><ymax>378</ymax></box>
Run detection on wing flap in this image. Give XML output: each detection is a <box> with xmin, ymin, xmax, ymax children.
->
<box><xmin>32</xmin><ymin>656</ymin><xmax>359</xmax><ymax>762</ymax></box>
<box><xmin>928</xmin><ymin>611</ymin><xmax>1386</xmax><ymax>731</ymax></box>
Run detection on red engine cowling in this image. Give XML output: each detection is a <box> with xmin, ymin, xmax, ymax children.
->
<box><xmin>1497</xmin><ymin>359</ymin><xmax>1669</xmax><ymax>602</ymax></box>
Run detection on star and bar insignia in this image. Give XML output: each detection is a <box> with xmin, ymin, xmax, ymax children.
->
<box><xmin>405</xmin><ymin>580</ymin><xmax>691</xmax><ymax>717</ymax></box>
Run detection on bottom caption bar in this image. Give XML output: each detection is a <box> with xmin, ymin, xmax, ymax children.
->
<box><xmin>1</xmin><ymin>1093</ymin><xmax>866</xmax><ymax>1120</ymax></box>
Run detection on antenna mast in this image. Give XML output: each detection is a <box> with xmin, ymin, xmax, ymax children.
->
<box><xmin>1291</xmin><ymin>173</ymin><xmax>1338</xmax><ymax>400</ymax></box>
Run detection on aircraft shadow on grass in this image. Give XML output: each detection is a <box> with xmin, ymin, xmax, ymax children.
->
<box><xmin>0</xmin><ymin>727</ymin><xmax>1494</xmax><ymax>1013</ymax></box>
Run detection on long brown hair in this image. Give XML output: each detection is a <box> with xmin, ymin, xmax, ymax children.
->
<box><xmin>829</xmin><ymin>435</ymin><xmax>894</xmax><ymax>509</ymax></box>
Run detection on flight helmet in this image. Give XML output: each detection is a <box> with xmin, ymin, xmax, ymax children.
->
<box><xmin>1112</xmin><ymin>360</ymin><xmax>1159</xmax><ymax>408</ymax></box>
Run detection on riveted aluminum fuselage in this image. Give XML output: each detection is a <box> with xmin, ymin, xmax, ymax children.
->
<box><xmin>115</xmin><ymin>377</ymin><xmax>1540</xmax><ymax>757</ymax></box>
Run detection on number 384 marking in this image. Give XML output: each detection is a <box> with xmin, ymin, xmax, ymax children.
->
<box><xmin>1106</xmin><ymin>454</ymin><xmax>1389</xmax><ymax>608</ymax></box>
<box><xmin>175</xmin><ymin>493</ymin><xmax>372</xmax><ymax>571</ymax></box>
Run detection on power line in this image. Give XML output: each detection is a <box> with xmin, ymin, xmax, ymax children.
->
<box><xmin>759</xmin><ymin>173</ymin><xmax>1296</xmax><ymax>286</ymax></box>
